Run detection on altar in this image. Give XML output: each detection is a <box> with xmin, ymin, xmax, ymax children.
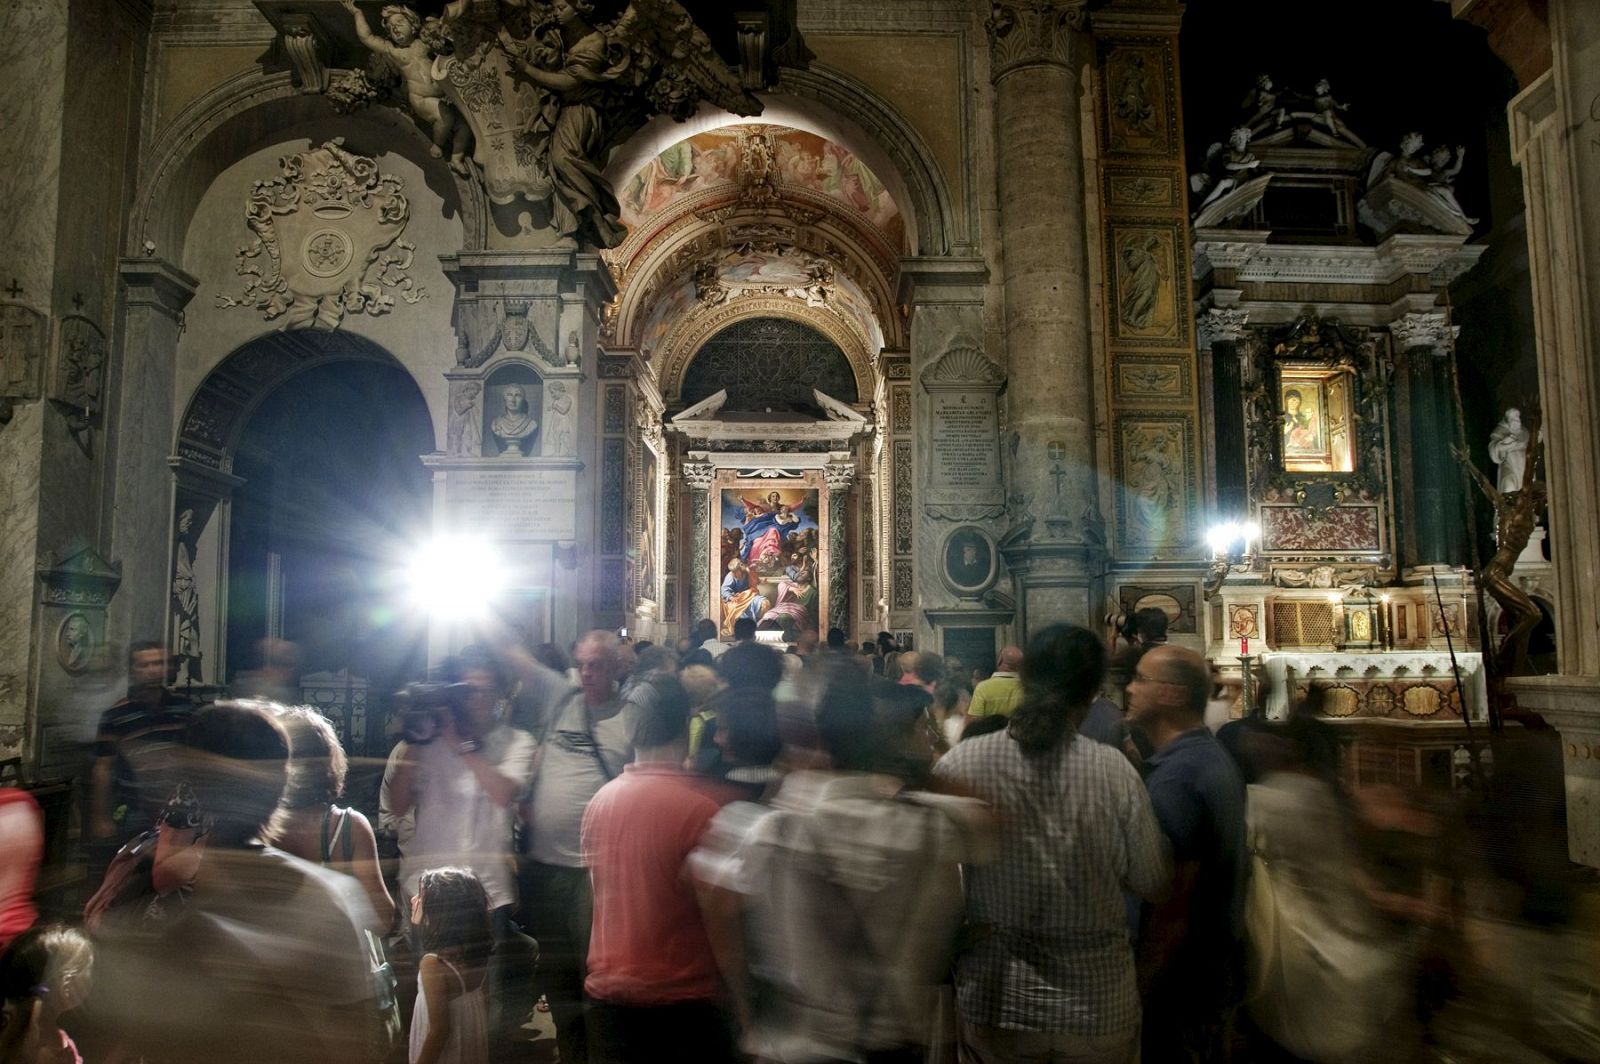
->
<box><xmin>1261</xmin><ymin>650</ymin><xmax>1489</xmax><ymax>722</ymax></box>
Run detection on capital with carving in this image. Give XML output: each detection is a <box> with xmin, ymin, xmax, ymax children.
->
<box><xmin>681</xmin><ymin>460</ymin><xmax>714</xmax><ymax>491</ymax></box>
<box><xmin>824</xmin><ymin>462</ymin><xmax>856</xmax><ymax>492</ymax></box>
<box><xmin>1390</xmin><ymin>311</ymin><xmax>1458</xmax><ymax>355</ymax></box>
<box><xmin>1197</xmin><ymin>307</ymin><xmax>1249</xmax><ymax>350</ymax></box>
<box><xmin>986</xmin><ymin>0</ymin><xmax>1087</xmax><ymax>81</ymax></box>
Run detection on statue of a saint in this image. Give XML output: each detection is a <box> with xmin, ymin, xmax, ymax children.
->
<box><xmin>1488</xmin><ymin>408</ymin><xmax>1529</xmax><ymax>494</ymax></box>
<box><xmin>492</xmin><ymin>384</ymin><xmax>539</xmax><ymax>456</ymax></box>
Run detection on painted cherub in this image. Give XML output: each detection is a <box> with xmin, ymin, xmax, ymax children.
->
<box><xmin>341</xmin><ymin>1</ymin><xmax>473</xmax><ymax>175</ymax></box>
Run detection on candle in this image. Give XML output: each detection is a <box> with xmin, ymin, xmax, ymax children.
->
<box><xmin>1240</xmin><ymin>635</ymin><xmax>1248</xmax><ymax>656</ymax></box>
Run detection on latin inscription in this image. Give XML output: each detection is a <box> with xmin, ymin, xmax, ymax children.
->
<box><xmin>446</xmin><ymin>468</ymin><xmax>577</xmax><ymax>540</ymax></box>
<box><xmin>928</xmin><ymin>391</ymin><xmax>1002</xmax><ymax>502</ymax></box>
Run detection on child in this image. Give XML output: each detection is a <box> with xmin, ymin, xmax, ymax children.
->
<box><xmin>0</xmin><ymin>924</ymin><xmax>93</xmax><ymax>1064</ymax></box>
<box><xmin>409</xmin><ymin>868</ymin><xmax>492</xmax><ymax>1064</ymax></box>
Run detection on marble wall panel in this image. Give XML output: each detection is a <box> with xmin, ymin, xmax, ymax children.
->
<box><xmin>0</xmin><ymin>0</ymin><xmax>68</xmax><ymax>299</ymax></box>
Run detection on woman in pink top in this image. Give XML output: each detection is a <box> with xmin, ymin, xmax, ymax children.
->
<box><xmin>0</xmin><ymin>790</ymin><xmax>41</xmax><ymax>953</ymax></box>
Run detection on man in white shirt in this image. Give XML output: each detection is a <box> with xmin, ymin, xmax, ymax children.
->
<box><xmin>510</xmin><ymin>629</ymin><xmax>646</xmax><ymax>1064</ymax></box>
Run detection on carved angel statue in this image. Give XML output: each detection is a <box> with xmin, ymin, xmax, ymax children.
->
<box><xmin>1190</xmin><ymin>125</ymin><xmax>1260</xmax><ymax>213</ymax></box>
<box><xmin>1452</xmin><ymin>412</ymin><xmax>1546</xmax><ymax>676</ymax></box>
<box><xmin>493</xmin><ymin>0</ymin><xmax>757</xmax><ymax>248</ymax></box>
<box><xmin>1309</xmin><ymin>78</ymin><xmax>1354</xmax><ymax>139</ymax></box>
<box><xmin>1367</xmin><ymin>133</ymin><xmax>1477</xmax><ymax>223</ymax></box>
<box><xmin>341</xmin><ymin>1</ymin><xmax>474</xmax><ymax>175</ymax></box>
<box><xmin>1240</xmin><ymin>73</ymin><xmax>1282</xmax><ymax>132</ymax></box>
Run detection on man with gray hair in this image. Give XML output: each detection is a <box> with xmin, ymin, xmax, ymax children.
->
<box><xmin>508</xmin><ymin>628</ymin><xmax>648</xmax><ymax>1064</ymax></box>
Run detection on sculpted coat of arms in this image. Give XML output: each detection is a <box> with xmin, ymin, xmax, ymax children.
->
<box><xmin>218</xmin><ymin>138</ymin><xmax>425</xmax><ymax>329</ymax></box>
<box><xmin>332</xmin><ymin>0</ymin><xmax>760</xmax><ymax>249</ymax></box>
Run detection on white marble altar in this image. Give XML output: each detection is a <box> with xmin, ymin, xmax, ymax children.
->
<box><xmin>1262</xmin><ymin>650</ymin><xmax>1488</xmax><ymax>721</ymax></box>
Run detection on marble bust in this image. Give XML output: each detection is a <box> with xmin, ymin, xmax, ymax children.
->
<box><xmin>492</xmin><ymin>384</ymin><xmax>539</xmax><ymax>456</ymax></box>
<box><xmin>1488</xmin><ymin>407</ymin><xmax>1529</xmax><ymax>494</ymax></box>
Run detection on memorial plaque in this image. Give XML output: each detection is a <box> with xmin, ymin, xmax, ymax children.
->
<box><xmin>927</xmin><ymin>390</ymin><xmax>1002</xmax><ymax>505</ymax></box>
<box><xmin>942</xmin><ymin>626</ymin><xmax>997</xmax><ymax>676</ymax></box>
<box><xmin>445</xmin><ymin>468</ymin><xmax>577</xmax><ymax>540</ymax></box>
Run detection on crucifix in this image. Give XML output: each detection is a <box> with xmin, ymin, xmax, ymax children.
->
<box><xmin>3</xmin><ymin>280</ymin><xmax>20</xmax><ymax>299</ymax></box>
<box><xmin>71</xmin><ymin>293</ymin><xmax>85</xmax><ymax>312</ymax></box>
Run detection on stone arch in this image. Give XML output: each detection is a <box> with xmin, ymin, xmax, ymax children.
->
<box><xmin>133</xmin><ymin>69</ymin><xmax>489</xmax><ymax>261</ymax></box>
<box><xmin>176</xmin><ymin>330</ymin><xmax>432</xmax><ymax>472</ymax></box>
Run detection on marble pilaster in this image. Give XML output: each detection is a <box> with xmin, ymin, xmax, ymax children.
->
<box><xmin>108</xmin><ymin>259</ymin><xmax>197</xmax><ymax>657</ymax></box>
<box><xmin>1503</xmin><ymin>0</ymin><xmax>1600</xmax><ymax>868</ymax></box>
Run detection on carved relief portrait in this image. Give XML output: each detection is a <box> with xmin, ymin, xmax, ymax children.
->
<box><xmin>942</xmin><ymin>526</ymin><xmax>997</xmax><ymax>597</ymax></box>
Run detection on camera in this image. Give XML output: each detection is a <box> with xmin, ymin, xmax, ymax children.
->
<box><xmin>394</xmin><ymin>681</ymin><xmax>473</xmax><ymax>744</ymax></box>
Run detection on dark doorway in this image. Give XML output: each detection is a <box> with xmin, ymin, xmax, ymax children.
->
<box><xmin>226</xmin><ymin>359</ymin><xmax>434</xmax><ymax>751</ymax></box>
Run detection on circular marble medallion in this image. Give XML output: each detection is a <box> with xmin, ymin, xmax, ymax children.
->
<box><xmin>303</xmin><ymin>228</ymin><xmax>354</xmax><ymax>277</ymax></box>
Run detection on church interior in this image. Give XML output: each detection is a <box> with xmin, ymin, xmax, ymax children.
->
<box><xmin>6</xmin><ymin>0</ymin><xmax>1600</xmax><ymax>1021</ymax></box>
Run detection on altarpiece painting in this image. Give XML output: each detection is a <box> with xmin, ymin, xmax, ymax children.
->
<box><xmin>713</xmin><ymin>480</ymin><xmax>827</xmax><ymax>638</ymax></box>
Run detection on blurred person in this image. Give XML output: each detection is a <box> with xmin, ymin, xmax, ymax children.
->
<box><xmin>897</xmin><ymin>652</ymin><xmax>945</xmax><ymax>693</ymax></box>
<box><xmin>717</xmin><ymin>640</ymin><xmax>785</xmax><ymax>695</ymax></box>
<box><xmin>0</xmin><ymin>790</ymin><xmax>41</xmax><ymax>953</ymax></box>
<box><xmin>583</xmin><ymin>677</ymin><xmax>740</xmax><ymax>1063</ymax></box>
<box><xmin>731</xmin><ymin>616</ymin><xmax>759</xmax><ymax>645</ymax></box>
<box><xmin>89</xmin><ymin>641</ymin><xmax>193</xmax><ymax>854</ymax></box>
<box><xmin>625</xmin><ymin>644</ymin><xmax>678</xmax><ymax>696</ymax></box>
<box><xmin>934</xmin><ymin>624</ymin><xmax>1169</xmax><ymax>1064</ymax></box>
<box><xmin>93</xmin><ymin>702</ymin><xmax>380</xmax><ymax>1064</ymax></box>
<box><xmin>793</xmin><ymin>628</ymin><xmax>820</xmax><ymax>658</ymax></box>
<box><xmin>1126</xmin><ymin>645</ymin><xmax>1247</xmax><ymax>1062</ymax></box>
<box><xmin>675</xmin><ymin>637</ymin><xmax>696</xmax><ymax>656</ymax></box>
<box><xmin>270</xmin><ymin>706</ymin><xmax>396</xmax><ymax>934</ymax></box>
<box><xmin>958</xmin><ymin>714</ymin><xmax>1008</xmax><ymax>742</ymax></box>
<box><xmin>233</xmin><ymin>637</ymin><xmax>302</xmax><ymax>704</ymax></box>
<box><xmin>1240</xmin><ymin>717</ymin><xmax>1408</xmax><ymax>1062</ymax></box>
<box><xmin>930</xmin><ymin>679</ymin><xmax>971</xmax><ymax>749</ymax></box>
<box><xmin>825</xmin><ymin>628</ymin><xmax>849</xmax><ymax>653</ymax></box>
<box><xmin>694</xmin><ymin>661</ymin><xmax>989</xmax><ymax>1063</ymax></box>
<box><xmin>871</xmin><ymin>679</ymin><xmax>940</xmax><ymax>786</ymax></box>
<box><xmin>694</xmin><ymin>687</ymin><xmax>784</xmax><ymax>800</ymax></box>
<box><xmin>508</xmin><ymin>629</ymin><xmax>645</xmax><ymax>1064</ymax></box>
<box><xmin>966</xmin><ymin>645</ymin><xmax>1023</xmax><ymax>720</ymax></box>
<box><xmin>681</xmin><ymin>663</ymin><xmax>724</xmax><ymax>761</ymax></box>
<box><xmin>531</xmin><ymin>642</ymin><xmax>573</xmax><ymax>682</ymax></box>
<box><xmin>0</xmin><ymin>924</ymin><xmax>93</xmax><ymax>1064</ymax></box>
<box><xmin>410</xmin><ymin>867</ymin><xmax>492</xmax><ymax>1064</ymax></box>
<box><xmin>387</xmin><ymin>652</ymin><xmax>537</xmax><ymax>1058</ymax></box>
<box><xmin>693</xmin><ymin>618</ymin><xmax>728</xmax><ymax>660</ymax></box>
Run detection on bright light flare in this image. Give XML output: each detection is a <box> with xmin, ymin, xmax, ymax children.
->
<box><xmin>1206</xmin><ymin>520</ymin><xmax>1261</xmax><ymax>555</ymax></box>
<box><xmin>405</xmin><ymin>534</ymin><xmax>507</xmax><ymax>623</ymax></box>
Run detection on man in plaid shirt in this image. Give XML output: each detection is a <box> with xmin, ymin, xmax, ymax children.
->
<box><xmin>934</xmin><ymin>624</ymin><xmax>1170</xmax><ymax>1064</ymax></box>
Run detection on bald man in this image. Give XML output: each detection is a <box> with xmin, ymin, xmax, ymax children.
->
<box><xmin>1126</xmin><ymin>645</ymin><xmax>1246</xmax><ymax>1060</ymax></box>
<box><xmin>967</xmin><ymin>645</ymin><xmax>1024</xmax><ymax>719</ymax></box>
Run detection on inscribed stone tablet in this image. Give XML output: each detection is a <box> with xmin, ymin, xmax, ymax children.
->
<box><xmin>445</xmin><ymin>468</ymin><xmax>577</xmax><ymax>540</ymax></box>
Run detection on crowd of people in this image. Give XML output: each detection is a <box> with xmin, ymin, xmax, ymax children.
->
<box><xmin>1</xmin><ymin>610</ymin><xmax>1597</xmax><ymax>1064</ymax></box>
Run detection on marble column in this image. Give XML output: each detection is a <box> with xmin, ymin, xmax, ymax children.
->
<box><xmin>1503</xmin><ymin>0</ymin><xmax>1600</xmax><ymax>868</ymax></box>
<box><xmin>825</xmin><ymin>460</ymin><xmax>854</xmax><ymax>637</ymax></box>
<box><xmin>108</xmin><ymin>258</ymin><xmax>198</xmax><ymax>654</ymax></box>
<box><xmin>1392</xmin><ymin>312</ymin><xmax>1466</xmax><ymax>572</ymax></box>
<box><xmin>987</xmin><ymin>0</ymin><xmax>1096</xmax><ymax>530</ymax></box>
<box><xmin>1199</xmin><ymin>309</ymin><xmax>1250</xmax><ymax>519</ymax></box>
<box><xmin>682</xmin><ymin>459</ymin><xmax>713</xmax><ymax>628</ymax></box>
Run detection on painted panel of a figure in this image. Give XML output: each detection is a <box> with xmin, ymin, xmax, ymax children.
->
<box><xmin>718</xmin><ymin>487</ymin><xmax>820</xmax><ymax>637</ymax></box>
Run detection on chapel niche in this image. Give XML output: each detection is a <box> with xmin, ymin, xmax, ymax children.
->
<box><xmin>482</xmin><ymin>363</ymin><xmax>543</xmax><ymax>458</ymax></box>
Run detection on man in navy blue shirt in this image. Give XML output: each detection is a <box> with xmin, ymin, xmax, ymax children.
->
<box><xmin>1126</xmin><ymin>645</ymin><xmax>1247</xmax><ymax>1062</ymax></box>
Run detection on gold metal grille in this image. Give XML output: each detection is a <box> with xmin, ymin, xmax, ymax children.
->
<box><xmin>1269</xmin><ymin>601</ymin><xmax>1338</xmax><ymax>646</ymax></box>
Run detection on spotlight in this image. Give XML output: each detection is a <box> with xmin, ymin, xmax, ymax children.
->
<box><xmin>405</xmin><ymin>534</ymin><xmax>507</xmax><ymax>623</ymax></box>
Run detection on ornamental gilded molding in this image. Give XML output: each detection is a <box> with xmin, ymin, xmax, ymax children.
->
<box><xmin>986</xmin><ymin>0</ymin><xmax>1087</xmax><ymax>80</ymax></box>
<box><xmin>1389</xmin><ymin>311</ymin><xmax>1458</xmax><ymax>354</ymax></box>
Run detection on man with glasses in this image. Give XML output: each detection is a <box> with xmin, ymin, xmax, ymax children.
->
<box><xmin>1125</xmin><ymin>645</ymin><xmax>1247</xmax><ymax>1062</ymax></box>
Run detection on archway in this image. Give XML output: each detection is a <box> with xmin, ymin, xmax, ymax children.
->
<box><xmin>170</xmin><ymin>333</ymin><xmax>434</xmax><ymax>752</ymax></box>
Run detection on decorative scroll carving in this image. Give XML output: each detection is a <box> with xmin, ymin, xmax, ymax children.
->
<box><xmin>985</xmin><ymin>0</ymin><xmax>1085</xmax><ymax>80</ymax></box>
<box><xmin>216</xmin><ymin>140</ymin><xmax>423</xmax><ymax>329</ymax></box>
<box><xmin>920</xmin><ymin>343</ymin><xmax>1004</xmax><ymax>387</ymax></box>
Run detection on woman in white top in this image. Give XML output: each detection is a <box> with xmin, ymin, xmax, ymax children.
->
<box><xmin>409</xmin><ymin>866</ymin><xmax>491</xmax><ymax>1064</ymax></box>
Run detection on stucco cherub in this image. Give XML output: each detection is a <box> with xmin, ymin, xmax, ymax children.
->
<box><xmin>342</xmin><ymin>1</ymin><xmax>473</xmax><ymax>176</ymax></box>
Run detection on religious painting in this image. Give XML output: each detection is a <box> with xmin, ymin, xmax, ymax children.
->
<box><xmin>717</xmin><ymin>485</ymin><xmax>822</xmax><ymax>638</ymax></box>
<box><xmin>941</xmin><ymin>526</ymin><xmax>997</xmax><ymax>597</ymax></box>
<box><xmin>1115</xmin><ymin>416</ymin><xmax>1192</xmax><ymax>551</ymax></box>
<box><xmin>1277</xmin><ymin>365</ymin><xmax>1355</xmax><ymax>472</ymax></box>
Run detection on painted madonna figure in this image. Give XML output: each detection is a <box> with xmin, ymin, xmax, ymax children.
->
<box><xmin>492</xmin><ymin>384</ymin><xmax>539</xmax><ymax>456</ymax></box>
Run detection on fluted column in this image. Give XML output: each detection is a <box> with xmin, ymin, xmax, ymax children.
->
<box><xmin>682</xmin><ymin>459</ymin><xmax>714</xmax><ymax>627</ymax></box>
<box><xmin>1392</xmin><ymin>312</ymin><xmax>1466</xmax><ymax>571</ymax></box>
<box><xmin>988</xmin><ymin>0</ymin><xmax>1096</xmax><ymax>529</ymax></box>
<box><xmin>824</xmin><ymin>460</ymin><xmax>854</xmax><ymax>637</ymax></box>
